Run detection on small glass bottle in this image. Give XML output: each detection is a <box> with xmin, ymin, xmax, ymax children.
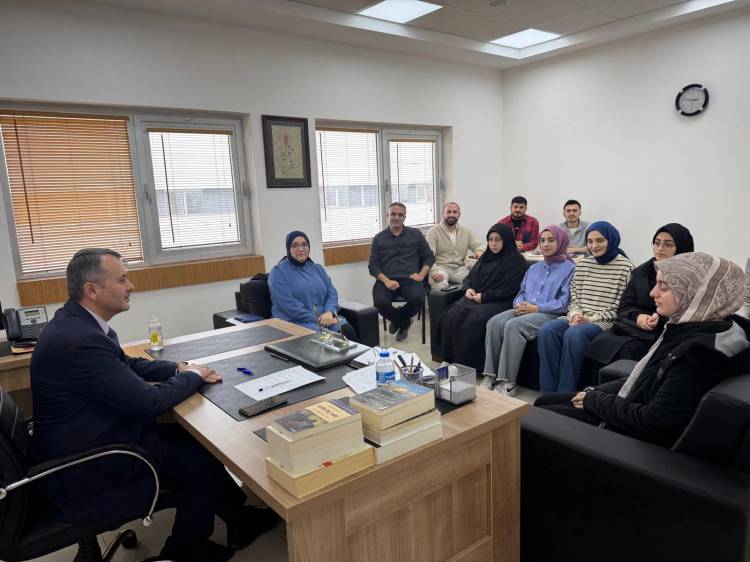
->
<box><xmin>147</xmin><ymin>316</ymin><xmax>164</xmax><ymax>351</ymax></box>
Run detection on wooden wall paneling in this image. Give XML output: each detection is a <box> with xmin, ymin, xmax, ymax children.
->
<box><xmin>17</xmin><ymin>255</ymin><xmax>266</xmax><ymax>305</ymax></box>
<box><xmin>346</xmin><ymin>507</ymin><xmax>404</xmax><ymax>562</ymax></box>
<box><xmin>451</xmin><ymin>467</ymin><xmax>490</xmax><ymax>553</ymax></box>
<box><xmin>323</xmin><ymin>244</ymin><xmax>371</xmax><ymax>266</ymax></box>
<box><xmin>347</xmin><ymin>484</ymin><xmax>454</xmax><ymax>562</ymax></box>
<box><xmin>287</xmin><ymin>499</ymin><xmax>348</xmax><ymax>562</ymax></box>
<box><xmin>0</xmin><ymin>354</ymin><xmax>32</xmax><ymax>392</ymax></box>
<box><xmin>447</xmin><ymin>537</ymin><xmax>492</xmax><ymax>562</ymax></box>
<box><xmin>491</xmin><ymin>418</ymin><xmax>521</xmax><ymax>562</ymax></box>
<box><xmin>406</xmin><ymin>483</ymin><xmax>454</xmax><ymax>561</ymax></box>
<box><xmin>344</xmin><ymin>433</ymin><xmax>490</xmax><ymax>534</ymax></box>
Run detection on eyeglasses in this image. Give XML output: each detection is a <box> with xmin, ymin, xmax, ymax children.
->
<box><xmin>652</xmin><ymin>240</ymin><xmax>676</xmax><ymax>249</ymax></box>
<box><xmin>291</xmin><ymin>242</ymin><xmax>309</xmax><ymax>250</ymax></box>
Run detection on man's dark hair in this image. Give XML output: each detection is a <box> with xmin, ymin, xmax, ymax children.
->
<box><xmin>511</xmin><ymin>196</ymin><xmax>527</xmax><ymax>206</ymax></box>
<box><xmin>389</xmin><ymin>202</ymin><xmax>406</xmax><ymax>211</ymax></box>
<box><xmin>563</xmin><ymin>199</ymin><xmax>581</xmax><ymax>209</ymax></box>
<box><xmin>67</xmin><ymin>248</ymin><xmax>122</xmax><ymax>301</ymax></box>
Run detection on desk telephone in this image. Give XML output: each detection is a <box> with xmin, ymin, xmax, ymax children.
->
<box><xmin>3</xmin><ymin>306</ymin><xmax>49</xmax><ymax>344</ymax></box>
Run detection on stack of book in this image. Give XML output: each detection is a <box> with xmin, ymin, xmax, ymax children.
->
<box><xmin>350</xmin><ymin>380</ymin><xmax>442</xmax><ymax>464</ymax></box>
<box><xmin>265</xmin><ymin>398</ymin><xmax>374</xmax><ymax>497</ymax></box>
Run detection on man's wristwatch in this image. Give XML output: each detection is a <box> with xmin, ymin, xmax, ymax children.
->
<box><xmin>583</xmin><ymin>386</ymin><xmax>595</xmax><ymax>393</ymax></box>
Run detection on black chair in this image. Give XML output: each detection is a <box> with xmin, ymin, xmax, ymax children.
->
<box><xmin>0</xmin><ymin>385</ymin><xmax>181</xmax><ymax>562</ymax></box>
<box><xmin>213</xmin><ymin>275</ymin><xmax>381</xmax><ymax>348</ymax></box>
<box><xmin>380</xmin><ymin>284</ymin><xmax>428</xmax><ymax>344</ymax></box>
<box><xmin>521</xmin><ymin>369</ymin><xmax>750</xmax><ymax>562</ymax></box>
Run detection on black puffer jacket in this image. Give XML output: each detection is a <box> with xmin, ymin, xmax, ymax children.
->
<box><xmin>583</xmin><ymin>315</ymin><xmax>750</xmax><ymax>447</ymax></box>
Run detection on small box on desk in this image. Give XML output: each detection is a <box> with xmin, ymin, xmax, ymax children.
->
<box><xmin>435</xmin><ymin>363</ymin><xmax>476</xmax><ymax>405</ymax></box>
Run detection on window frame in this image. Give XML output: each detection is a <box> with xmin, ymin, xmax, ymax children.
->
<box><xmin>382</xmin><ymin>128</ymin><xmax>443</xmax><ymax>230</ymax></box>
<box><xmin>0</xmin><ymin>104</ymin><xmax>254</xmax><ymax>279</ymax></box>
<box><xmin>131</xmin><ymin>114</ymin><xmax>253</xmax><ymax>265</ymax></box>
<box><xmin>315</xmin><ymin>122</ymin><xmax>444</xmax><ymax>248</ymax></box>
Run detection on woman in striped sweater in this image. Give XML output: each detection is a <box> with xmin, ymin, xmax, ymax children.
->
<box><xmin>538</xmin><ymin>221</ymin><xmax>634</xmax><ymax>393</ymax></box>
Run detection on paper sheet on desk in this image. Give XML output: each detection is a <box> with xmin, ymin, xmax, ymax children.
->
<box><xmin>354</xmin><ymin>347</ymin><xmax>407</xmax><ymax>365</ymax></box>
<box><xmin>343</xmin><ymin>353</ymin><xmax>435</xmax><ymax>394</ymax></box>
<box><xmin>234</xmin><ymin>365</ymin><xmax>324</xmax><ymax>401</ymax></box>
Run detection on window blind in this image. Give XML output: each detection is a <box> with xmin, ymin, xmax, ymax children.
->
<box><xmin>317</xmin><ymin>129</ymin><xmax>382</xmax><ymax>244</ymax></box>
<box><xmin>0</xmin><ymin>113</ymin><xmax>143</xmax><ymax>276</ymax></box>
<box><xmin>147</xmin><ymin>130</ymin><xmax>240</xmax><ymax>249</ymax></box>
<box><xmin>389</xmin><ymin>139</ymin><xmax>437</xmax><ymax>227</ymax></box>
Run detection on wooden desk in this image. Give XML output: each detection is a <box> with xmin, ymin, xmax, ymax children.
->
<box><xmin>126</xmin><ymin>319</ymin><xmax>528</xmax><ymax>562</ymax></box>
<box><xmin>1</xmin><ymin>349</ymin><xmax>33</xmax><ymax>414</ymax></box>
<box><xmin>0</xmin><ymin>349</ymin><xmax>32</xmax><ymax>392</ymax></box>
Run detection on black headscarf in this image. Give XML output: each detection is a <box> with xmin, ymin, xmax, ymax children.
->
<box><xmin>652</xmin><ymin>223</ymin><xmax>694</xmax><ymax>254</ymax></box>
<box><xmin>284</xmin><ymin>230</ymin><xmax>310</xmax><ymax>267</ymax></box>
<box><xmin>465</xmin><ymin>224</ymin><xmax>528</xmax><ymax>299</ymax></box>
<box><xmin>480</xmin><ymin>223</ymin><xmax>517</xmax><ymax>264</ymax></box>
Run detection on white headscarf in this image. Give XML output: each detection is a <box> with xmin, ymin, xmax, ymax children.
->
<box><xmin>618</xmin><ymin>253</ymin><xmax>745</xmax><ymax>399</ymax></box>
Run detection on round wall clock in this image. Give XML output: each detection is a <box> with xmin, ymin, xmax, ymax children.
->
<box><xmin>675</xmin><ymin>84</ymin><xmax>709</xmax><ymax>116</ymax></box>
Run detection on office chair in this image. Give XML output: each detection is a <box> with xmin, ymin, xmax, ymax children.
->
<box><xmin>0</xmin><ymin>385</ymin><xmax>181</xmax><ymax>562</ymax></box>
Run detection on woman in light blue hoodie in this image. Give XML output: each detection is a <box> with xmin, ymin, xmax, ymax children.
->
<box><xmin>268</xmin><ymin>230</ymin><xmax>358</xmax><ymax>340</ymax></box>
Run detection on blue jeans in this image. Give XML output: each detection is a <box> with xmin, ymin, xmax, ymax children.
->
<box><xmin>538</xmin><ymin>318</ymin><xmax>603</xmax><ymax>393</ymax></box>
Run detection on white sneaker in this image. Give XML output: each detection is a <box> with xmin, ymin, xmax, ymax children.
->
<box><xmin>480</xmin><ymin>375</ymin><xmax>496</xmax><ymax>390</ymax></box>
<box><xmin>495</xmin><ymin>382</ymin><xmax>518</xmax><ymax>397</ymax></box>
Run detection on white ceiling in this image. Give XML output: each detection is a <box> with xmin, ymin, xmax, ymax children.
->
<box><xmin>85</xmin><ymin>0</ymin><xmax>750</xmax><ymax>69</ymax></box>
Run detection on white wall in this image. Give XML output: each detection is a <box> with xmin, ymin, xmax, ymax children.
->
<box><xmin>501</xmin><ymin>6</ymin><xmax>750</xmax><ymax>268</ymax></box>
<box><xmin>0</xmin><ymin>0</ymin><xmax>504</xmax><ymax>341</ymax></box>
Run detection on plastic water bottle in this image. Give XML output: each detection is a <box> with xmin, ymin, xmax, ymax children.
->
<box><xmin>375</xmin><ymin>350</ymin><xmax>396</xmax><ymax>385</ymax></box>
<box><xmin>147</xmin><ymin>316</ymin><xmax>164</xmax><ymax>351</ymax></box>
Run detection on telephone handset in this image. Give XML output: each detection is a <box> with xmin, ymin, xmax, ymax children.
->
<box><xmin>3</xmin><ymin>306</ymin><xmax>49</xmax><ymax>343</ymax></box>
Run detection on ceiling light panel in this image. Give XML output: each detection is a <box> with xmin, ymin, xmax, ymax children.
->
<box><xmin>491</xmin><ymin>28</ymin><xmax>561</xmax><ymax>47</ymax></box>
<box><xmin>359</xmin><ymin>0</ymin><xmax>443</xmax><ymax>23</ymax></box>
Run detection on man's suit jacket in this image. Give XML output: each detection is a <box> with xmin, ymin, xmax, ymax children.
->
<box><xmin>30</xmin><ymin>300</ymin><xmax>203</xmax><ymax>522</ymax></box>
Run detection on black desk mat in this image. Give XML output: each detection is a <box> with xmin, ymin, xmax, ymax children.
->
<box><xmin>147</xmin><ymin>325</ymin><xmax>290</xmax><ymax>362</ymax></box>
<box><xmin>199</xmin><ymin>349</ymin><xmax>357</xmax><ymax>421</ymax></box>
<box><xmin>252</xmin><ymin>397</ymin><xmax>470</xmax><ymax>441</ymax></box>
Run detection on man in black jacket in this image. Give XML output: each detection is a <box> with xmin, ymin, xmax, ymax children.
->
<box><xmin>31</xmin><ymin>248</ymin><xmax>276</xmax><ymax>562</ymax></box>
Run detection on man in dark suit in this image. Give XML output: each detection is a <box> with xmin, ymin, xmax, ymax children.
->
<box><xmin>31</xmin><ymin>248</ymin><xmax>276</xmax><ymax>562</ymax></box>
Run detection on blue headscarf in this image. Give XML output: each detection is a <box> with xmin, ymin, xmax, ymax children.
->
<box><xmin>285</xmin><ymin>230</ymin><xmax>310</xmax><ymax>267</ymax></box>
<box><xmin>585</xmin><ymin>221</ymin><xmax>627</xmax><ymax>264</ymax></box>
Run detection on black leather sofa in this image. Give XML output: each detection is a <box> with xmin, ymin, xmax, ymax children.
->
<box><xmin>213</xmin><ymin>276</ymin><xmax>380</xmax><ymax>348</ymax></box>
<box><xmin>428</xmin><ymin>288</ymin><xmax>540</xmax><ymax>387</ymax></box>
<box><xmin>521</xmin><ymin>371</ymin><xmax>750</xmax><ymax>562</ymax></box>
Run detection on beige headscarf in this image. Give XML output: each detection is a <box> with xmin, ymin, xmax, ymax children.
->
<box><xmin>618</xmin><ymin>252</ymin><xmax>745</xmax><ymax>398</ymax></box>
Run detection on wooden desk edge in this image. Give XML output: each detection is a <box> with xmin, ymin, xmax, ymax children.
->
<box><xmin>125</xmin><ymin>319</ymin><xmax>529</xmax><ymax>523</ymax></box>
<box><xmin>174</xmin><ymin>388</ymin><xmax>528</xmax><ymax>521</ymax></box>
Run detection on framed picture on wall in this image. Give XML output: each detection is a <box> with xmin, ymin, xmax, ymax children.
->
<box><xmin>261</xmin><ymin>115</ymin><xmax>312</xmax><ymax>188</ymax></box>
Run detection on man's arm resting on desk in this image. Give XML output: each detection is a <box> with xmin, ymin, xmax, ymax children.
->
<box><xmin>73</xmin><ymin>341</ymin><xmax>206</xmax><ymax>417</ymax></box>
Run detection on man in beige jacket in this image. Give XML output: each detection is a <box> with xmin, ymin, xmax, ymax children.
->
<box><xmin>426</xmin><ymin>202</ymin><xmax>485</xmax><ymax>290</ymax></box>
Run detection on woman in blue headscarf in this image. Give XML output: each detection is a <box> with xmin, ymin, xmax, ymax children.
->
<box><xmin>268</xmin><ymin>231</ymin><xmax>358</xmax><ymax>340</ymax></box>
<box><xmin>537</xmin><ymin>221</ymin><xmax>634</xmax><ymax>393</ymax></box>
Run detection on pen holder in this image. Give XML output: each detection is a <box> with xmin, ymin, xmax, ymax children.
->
<box><xmin>399</xmin><ymin>365</ymin><xmax>425</xmax><ymax>385</ymax></box>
